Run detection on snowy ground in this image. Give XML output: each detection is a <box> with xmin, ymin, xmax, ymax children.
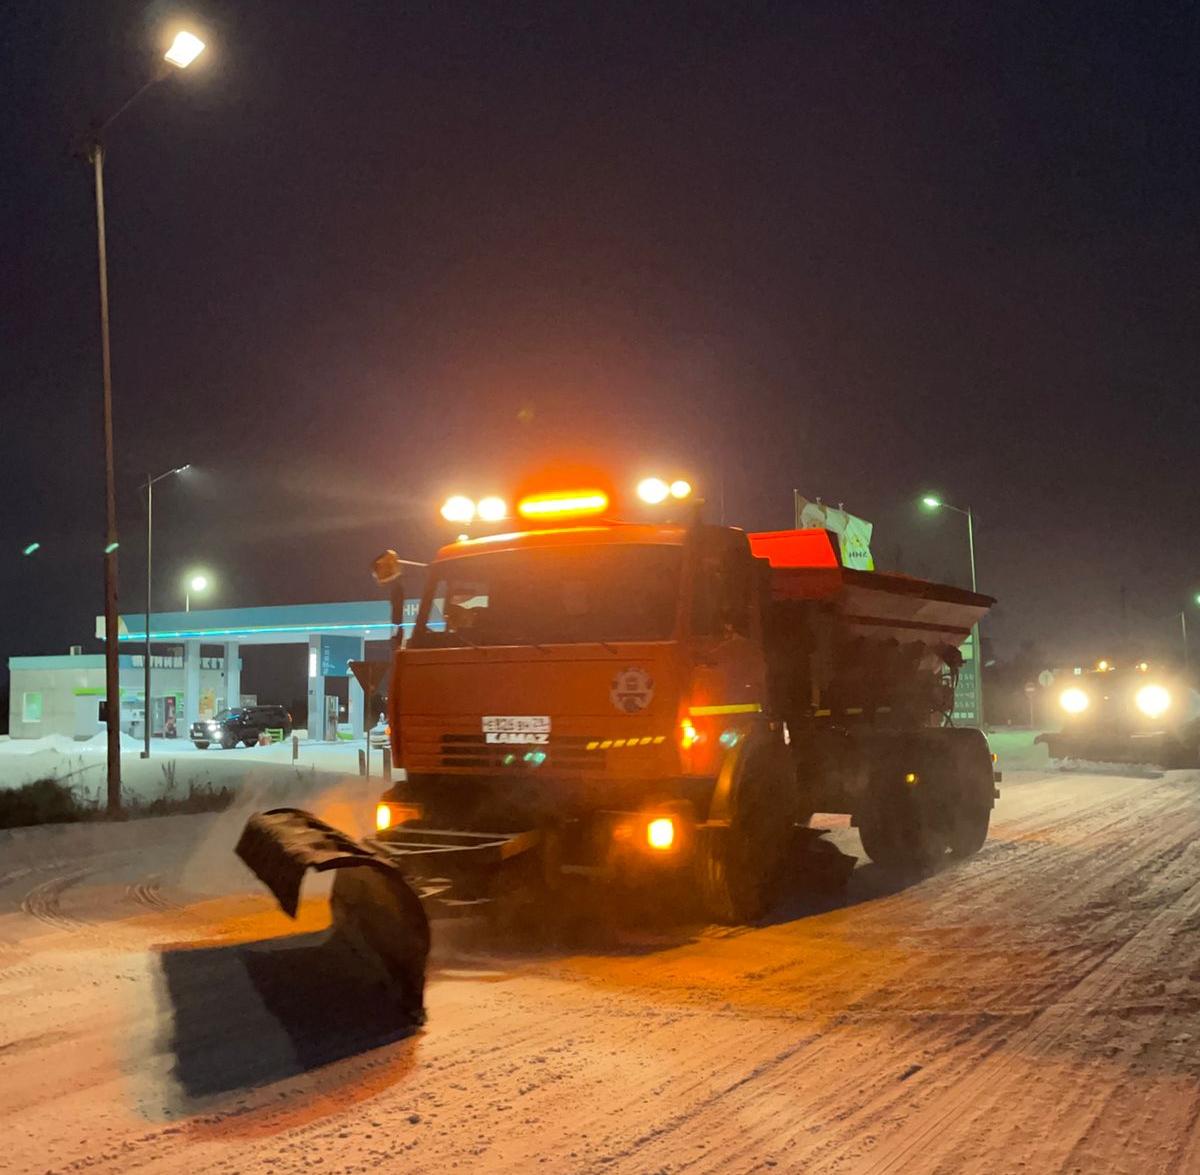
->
<box><xmin>3</xmin><ymin>748</ymin><xmax>1200</xmax><ymax>1173</ymax></box>
<box><xmin>0</xmin><ymin>733</ymin><xmax>387</xmax><ymax>805</ymax></box>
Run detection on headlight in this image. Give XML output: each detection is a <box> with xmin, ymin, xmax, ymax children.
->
<box><xmin>1135</xmin><ymin>684</ymin><xmax>1171</xmax><ymax>718</ymax></box>
<box><xmin>1059</xmin><ymin>687</ymin><xmax>1089</xmax><ymax>714</ymax></box>
<box><xmin>375</xmin><ymin>800</ymin><xmax>422</xmax><ymax>832</ymax></box>
<box><xmin>646</xmin><ymin>816</ymin><xmax>676</xmax><ymax>851</ymax></box>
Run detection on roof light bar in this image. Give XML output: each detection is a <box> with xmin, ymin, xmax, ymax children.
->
<box><xmin>517</xmin><ymin>490</ymin><xmax>609</xmax><ymax>520</ymax></box>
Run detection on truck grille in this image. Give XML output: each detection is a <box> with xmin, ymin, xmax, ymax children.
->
<box><xmin>439</xmin><ymin>733</ymin><xmax>603</xmax><ymax>772</ymax></box>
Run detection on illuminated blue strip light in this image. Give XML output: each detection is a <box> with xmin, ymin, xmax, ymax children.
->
<box><xmin>111</xmin><ymin>598</ymin><xmax>423</xmax><ymax>643</ymax></box>
<box><xmin>118</xmin><ymin>620</ymin><xmax>411</xmax><ymax>641</ymax></box>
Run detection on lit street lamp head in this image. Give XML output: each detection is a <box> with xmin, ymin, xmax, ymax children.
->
<box><xmin>189</xmin><ymin>573</ymin><xmax>209</xmax><ymax>593</ymax></box>
<box><xmin>164</xmin><ymin>31</ymin><xmax>206</xmax><ymax>69</ymax></box>
<box><xmin>921</xmin><ymin>495</ymin><xmax>942</xmax><ymax>510</ymax></box>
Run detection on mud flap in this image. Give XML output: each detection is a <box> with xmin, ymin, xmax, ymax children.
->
<box><xmin>236</xmin><ymin>808</ymin><xmax>430</xmax><ymax>1022</ymax></box>
<box><xmin>793</xmin><ymin>826</ymin><xmax>857</xmax><ymax>892</ymax></box>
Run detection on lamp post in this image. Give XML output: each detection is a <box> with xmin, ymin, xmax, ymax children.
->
<box><xmin>141</xmin><ymin>465</ymin><xmax>190</xmax><ymax>758</ymax></box>
<box><xmin>185</xmin><ymin>572</ymin><xmax>211</xmax><ymax>612</ymax></box>
<box><xmin>1179</xmin><ymin>593</ymin><xmax>1200</xmax><ymax>672</ymax></box>
<box><xmin>86</xmin><ymin>28</ymin><xmax>207</xmax><ymax>813</ymax></box>
<box><xmin>921</xmin><ymin>495</ymin><xmax>984</xmax><ymax>726</ymax></box>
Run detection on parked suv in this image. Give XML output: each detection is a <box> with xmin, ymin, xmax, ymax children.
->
<box><xmin>191</xmin><ymin>705</ymin><xmax>293</xmax><ymax>749</ymax></box>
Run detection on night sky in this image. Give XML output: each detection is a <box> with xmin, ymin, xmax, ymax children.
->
<box><xmin>4</xmin><ymin>0</ymin><xmax>1200</xmax><ymax>699</ymax></box>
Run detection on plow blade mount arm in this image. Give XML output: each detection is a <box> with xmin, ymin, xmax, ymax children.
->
<box><xmin>236</xmin><ymin>808</ymin><xmax>430</xmax><ymax>1021</ymax></box>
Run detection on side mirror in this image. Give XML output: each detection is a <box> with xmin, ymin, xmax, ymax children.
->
<box><xmin>372</xmin><ymin>549</ymin><xmax>404</xmax><ymax>585</ymax></box>
<box><xmin>371</xmin><ymin>550</ymin><xmax>406</xmax><ymax>647</ymax></box>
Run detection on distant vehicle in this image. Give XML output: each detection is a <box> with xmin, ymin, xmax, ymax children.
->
<box><xmin>1037</xmin><ymin>661</ymin><xmax>1200</xmax><ymax>767</ymax></box>
<box><xmin>192</xmin><ymin>705</ymin><xmax>293</xmax><ymax>750</ymax></box>
<box><xmin>369</xmin><ymin>715</ymin><xmax>390</xmax><ymax>749</ymax></box>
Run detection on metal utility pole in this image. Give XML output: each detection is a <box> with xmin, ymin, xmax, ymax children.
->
<box><xmin>920</xmin><ymin>495</ymin><xmax>985</xmax><ymax>728</ymax></box>
<box><xmin>82</xmin><ymin>28</ymin><xmax>206</xmax><ymax>810</ymax></box>
<box><xmin>142</xmin><ymin>465</ymin><xmax>189</xmax><ymax>758</ymax></box>
<box><xmin>90</xmin><ymin>140</ymin><xmax>122</xmax><ymax>812</ymax></box>
<box><xmin>143</xmin><ymin>472</ymin><xmax>152</xmax><ymax>759</ymax></box>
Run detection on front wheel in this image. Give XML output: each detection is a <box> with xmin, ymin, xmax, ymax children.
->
<box><xmin>694</xmin><ymin>742</ymin><xmax>793</xmax><ymax>923</ymax></box>
<box><xmin>193</xmin><ymin>740</ymin><xmax>209</xmax><ymax>750</ymax></box>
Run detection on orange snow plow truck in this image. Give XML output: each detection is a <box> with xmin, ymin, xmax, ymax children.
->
<box><xmin>236</xmin><ymin>475</ymin><xmax>996</xmax><ymax>1016</ymax></box>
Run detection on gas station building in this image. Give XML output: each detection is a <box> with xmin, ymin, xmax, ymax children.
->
<box><xmin>6</xmin><ymin>599</ymin><xmax>417</xmax><ymax>742</ymax></box>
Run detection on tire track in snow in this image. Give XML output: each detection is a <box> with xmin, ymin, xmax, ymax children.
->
<box><xmin>855</xmin><ymin>856</ymin><xmax>1200</xmax><ymax>1172</ymax></box>
<box><xmin>125</xmin><ymin>874</ymin><xmax>177</xmax><ymax>912</ymax></box>
<box><xmin>20</xmin><ymin>869</ymin><xmax>94</xmax><ymax>930</ymax></box>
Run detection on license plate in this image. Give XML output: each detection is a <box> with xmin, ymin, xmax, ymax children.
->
<box><xmin>482</xmin><ymin>715</ymin><xmax>550</xmax><ymax>745</ymax></box>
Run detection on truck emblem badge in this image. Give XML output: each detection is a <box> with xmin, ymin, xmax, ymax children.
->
<box><xmin>610</xmin><ymin>667</ymin><xmax>654</xmax><ymax>713</ymax></box>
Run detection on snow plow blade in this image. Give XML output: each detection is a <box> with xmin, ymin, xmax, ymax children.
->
<box><xmin>235</xmin><ymin>808</ymin><xmax>430</xmax><ymax>1021</ymax></box>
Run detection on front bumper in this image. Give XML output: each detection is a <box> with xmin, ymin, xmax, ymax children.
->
<box><xmin>376</xmin><ymin>783</ymin><xmax>703</xmax><ymax>880</ymax></box>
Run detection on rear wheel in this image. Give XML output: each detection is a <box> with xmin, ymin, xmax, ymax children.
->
<box><xmin>943</xmin><ymin>729</ymin><xmax>994</xmax><ymax>859</ymax></box>
<box><xmin>856</xmin><ymin>740</ymin><xmax>947</xmax><ymax>870</ymax></box>
<box><xmin>695</xmin><ymin>741</ymin><xmax>793</xmax><ymax>923</ymax></box>
<box><xmin>946</xmin><ymin>803</ymin><xmax>990</xmax><ymax>857</ymax></box>
<box><xmin>193</xmin><ymin>740</ymin><xmax>209</xmax><ymax>750</ymax></box>
<box><xmin>856</xmin><ymin>793</ymin><xmax>945</xmax><ymax>870</ymax></box>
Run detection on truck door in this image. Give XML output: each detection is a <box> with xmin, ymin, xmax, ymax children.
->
<box><xmin>688</xmin><ymin>529</ymin><xmax>766</xmax><ymax>713</ymax></box>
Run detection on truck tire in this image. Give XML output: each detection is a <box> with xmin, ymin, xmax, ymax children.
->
<box><xmin>946</xmin><ymin>803</ymin><xmax>990</xmax><ymax>857</ymax></box>
<box><xmin>856</xmin><ymin>739</ymin><xmax>946</xmax><ymax>870</ymax></box>
<box><xmin>856</xmin><ymin>795</ymin><xmax>944</xmax><ymax>871</ymax></box>
<box><xmin>695</xmin><ymin>742</ymin><xmax>793</xmax><ymax>923</ymax></box>
<box><xmin>942</xmin><ymin>729</ymin><xmax>994</xmax><ymax>859</ymax></box>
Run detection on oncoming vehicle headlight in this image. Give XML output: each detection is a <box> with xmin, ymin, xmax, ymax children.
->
<box><xmin>1059</xmin><ymin>687</ymin><xmax>1089</xmax><ymax>714</ymax></box>
<box><xmin>1135</xmin><ymin>684</ymin><xmax>1171</xmax><ymax>719</ymax></box>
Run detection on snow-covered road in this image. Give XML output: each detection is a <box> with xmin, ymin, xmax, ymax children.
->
<box><xmin>3</xmin><ymin>762</ymin><xmax>1199</xmax><ymax>1173</ymax></box>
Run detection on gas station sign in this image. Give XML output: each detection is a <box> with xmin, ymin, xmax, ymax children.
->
<box><xmin>951</xmin><ymin>629</ymin><xmax>981</xmax><ymax>726</ymax></box>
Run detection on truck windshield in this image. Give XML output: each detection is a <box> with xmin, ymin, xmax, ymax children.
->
<box><xmin>411</xmin><ymin>544</ymin><xmax>682</xmax><ymax>648</ymax></box>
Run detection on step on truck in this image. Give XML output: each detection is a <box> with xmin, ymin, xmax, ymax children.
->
<box><xmin>237</xmin><ymin>473</ymin><xmax>997</xmax><ymax>1017</ymax></box>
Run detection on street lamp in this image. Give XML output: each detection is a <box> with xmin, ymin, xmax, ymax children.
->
<box><xmin>141</xmin><ymin>464</ymin><xmax>190</xmax><ymax>758</ymax></box>
<box><xmin>86</xmin><ymin>29</ymin><xmax>207</xmax><ymax>813</ymax></box>
<box><xmin>185</xmin><ymin>571</ymin><xmax>211</xmax><ymax>612</ymax></box>
<box><xmin>921</xmin><ymin>494</ymin><xmax>983</xmax><ymax>725</ymax></box>
<box><xmin>22</xmin><ymin>542</ymin><xmax>41</xmax><ymax>556</ymax></box>
<box><xmin>182</xmin><ymin>571</ymin><xmax>211</xmax><ymax>614</ymax></box>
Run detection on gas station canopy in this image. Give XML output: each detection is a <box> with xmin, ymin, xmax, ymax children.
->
<box><xmin>97</xmin><ymin>599</ymin><xmax>418</xmax><ymax>645</ymax></box>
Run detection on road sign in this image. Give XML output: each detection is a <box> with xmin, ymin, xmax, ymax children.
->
<box><xmin>349</xmin><ymin>660</ymin><xmax>389</xmax><ymax>696</ymax></box>
<box><xmin>1024</xmin><ymin>681</ymin><xmax>1036</xmax><ymax>695</ymax></box>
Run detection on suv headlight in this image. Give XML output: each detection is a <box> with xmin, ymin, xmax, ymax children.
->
<box><xmin>1059</xmin><ymin>687</ymin><xmax>1089</xmax><ymax>714</ymax></box>
<box><xmin>1135</xmin><ymin>684</ymin><xmax>1170</xmax><ymax>718</ymax></box>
